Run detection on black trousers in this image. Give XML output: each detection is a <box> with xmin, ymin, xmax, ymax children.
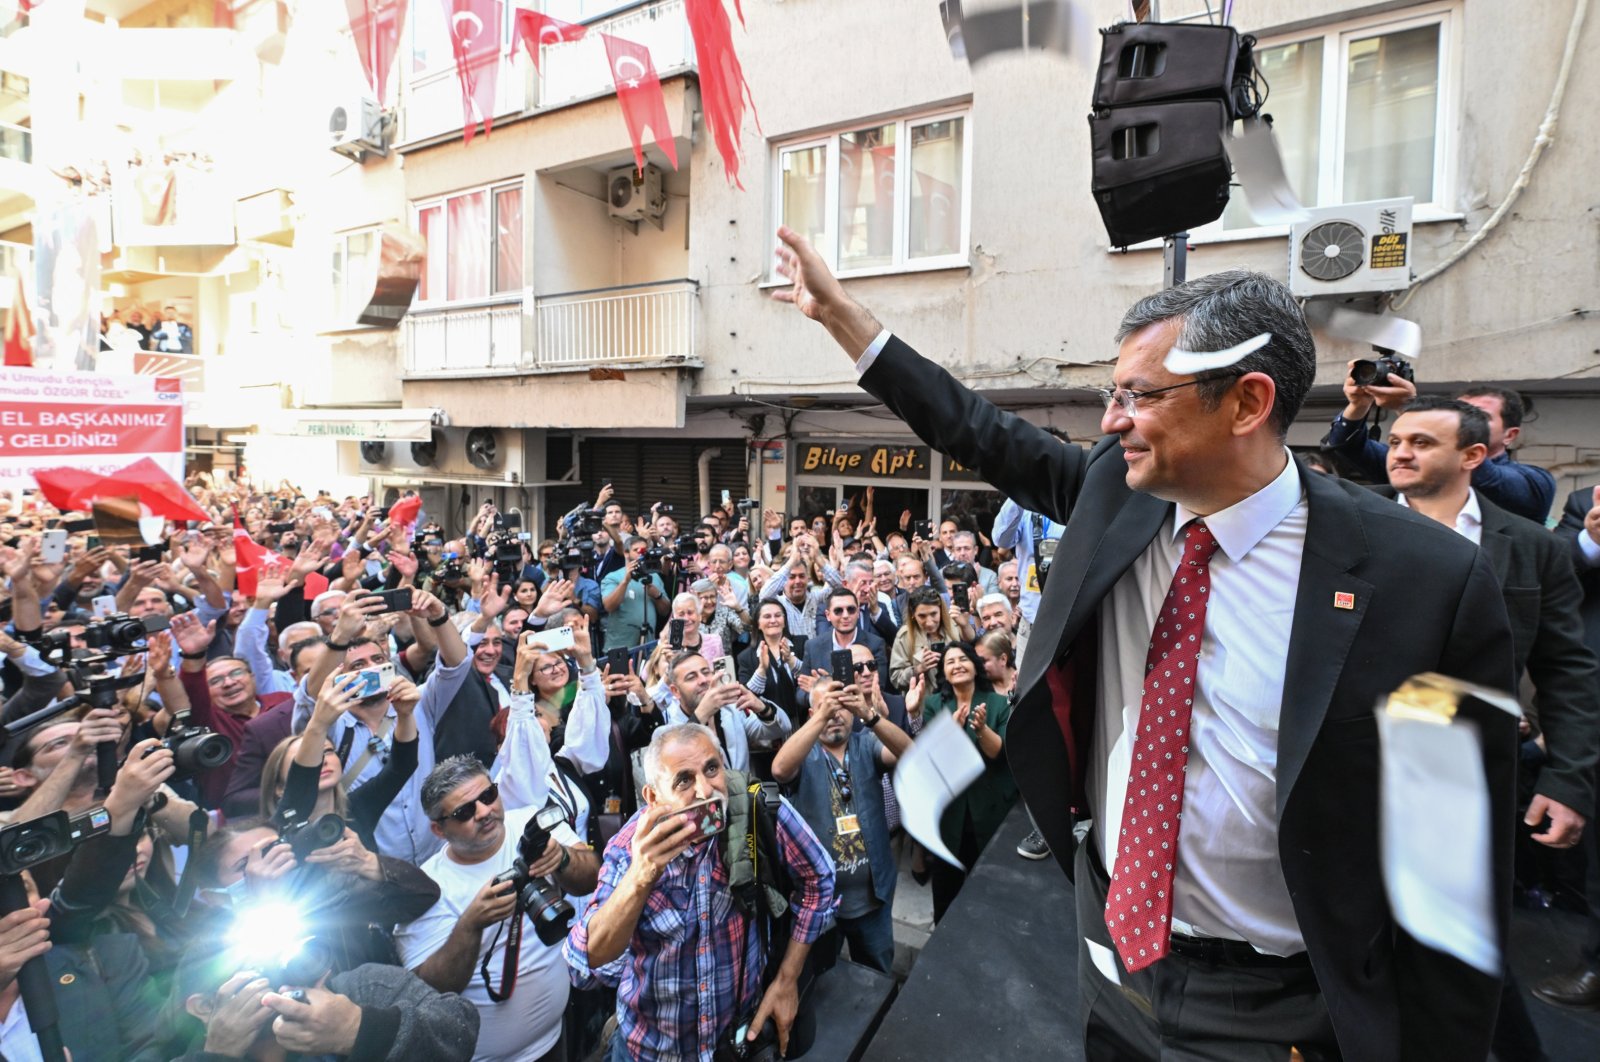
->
<box><xmin>1074</xmin><ymin>835</ymin><xmax>1342</xmax><ymax>1062</ymax></box>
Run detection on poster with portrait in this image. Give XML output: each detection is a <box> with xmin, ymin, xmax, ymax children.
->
<box><xmin>31</xmin><ymin>197</ymin><xmax>101</xmax><ymax>372</ymax></box>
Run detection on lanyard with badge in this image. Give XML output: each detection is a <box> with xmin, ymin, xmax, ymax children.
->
<box><xmin>829</xmin><ymin>757</ymin><xmax>860</xmax><ymax>838</ymax></box>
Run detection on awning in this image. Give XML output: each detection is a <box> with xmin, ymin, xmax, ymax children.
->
<box><xmin>274</xmin><ymin>408</ymin><xmax>441</xmax><ymax>442</ymax></box>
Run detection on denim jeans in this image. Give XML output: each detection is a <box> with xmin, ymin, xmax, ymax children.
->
<box><xmin>837</xmin><ymin>903</ymin><xmax>896</xmax><ymax>974</ymax></box>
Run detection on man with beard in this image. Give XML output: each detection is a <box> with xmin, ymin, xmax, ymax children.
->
<box><xmin>771</xmin><ymin>645</ymin><xmax>913</xmax><ymax>973</ymax></box>
<box><xmin>663</xmin><ymin>652</ymin><xmax>790</xmax><ymax>773</ymax></box>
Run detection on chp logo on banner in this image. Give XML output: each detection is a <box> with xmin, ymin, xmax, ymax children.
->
<box><xmin>0</xmin><ymin>365</ymin><xmax>185</xmax><ymax>493</ymax></box>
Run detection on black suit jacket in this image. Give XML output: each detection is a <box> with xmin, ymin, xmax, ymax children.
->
<box><xmin>860</xmin><ymin>335</ymin><xmax>1518</xmax><ymax>1062</ymax></box>
<box><xmin>1557</xmin><ymin>488</ymin><xmax>1600</xmax><ymax>652</ymax></box>
<box><xmin>797</xmin><ymin>624</ymin><xmax>890</xmax><ymax>709</ymax></box>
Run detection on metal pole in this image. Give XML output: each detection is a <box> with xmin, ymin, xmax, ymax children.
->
<box><xmin>1163</xmin><ymin>232</ymin><xmax>1189</xmax><ymax>288</ymax></box>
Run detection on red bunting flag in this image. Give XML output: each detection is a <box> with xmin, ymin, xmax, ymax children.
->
<box><xmin>442</xmin><ymin>0</ymin><xmax>503</xmax><ymax>144</ymax></box>
<box><xmin>303</xmin><ymin>571</ymin><xmax>331</xmax><ymax>601</ymax></box>
<box><xmin>388</xmin><ymin>494</ymin><xmax>422</xmax><ymax>529</ymax></box>
<box><xmin>34</xmin><ymin>459</ymin><xmax>208</xmax><ymax>522</ymax></box>
<box><xmin>3</xmin><ymin>270</ymin><xmax>33</xmax><ymax>367</ymax></box>
<box><xmin>345</xmin><ymin>0</ymin><xmax>408</xmax><ymax>103</ymax></box>
<box><xmin>512</xmin><ymin>8</ymin><xmax>586</xmax><ymax>74</ymax></box>
<box><xmin>683</xmin><ymin>0</ymin><xmax>759</xmax><ymax>188</ymax></box>
<box><xmin>601</xmin><ymin>33</ymin><xmax>678</xmax><ymax>172</ymax></box>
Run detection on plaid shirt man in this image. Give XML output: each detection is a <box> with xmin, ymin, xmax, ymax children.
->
<box><xmin>565</xmin><ymin>799</ymin><xmax>836</xmax><ymax>1062</ymax></box>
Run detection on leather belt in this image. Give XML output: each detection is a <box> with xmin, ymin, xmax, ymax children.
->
<box><xmin>1166</xmin><ymin>932</ymin><xmax>1310</xmax><ymax>968</ymax></box>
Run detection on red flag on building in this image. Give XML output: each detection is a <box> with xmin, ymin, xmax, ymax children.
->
<box><xmin>684</xmin><ymin>0</ymin><xmax>759</xmax><ymax>188</ymax></box>
<box><xmin>869</xmin><ymin>144</ymin><xmax>896</xmax><ymax>257</ymax></box>
<box><xmin>345</xmin><ymin>0</ymin><xmax>408</xmax><ymax>103</ymax></box>
<box><xmin>915</xmin><ymin>170</ymin><xmax>961</xmax><ymax>254</ymax></box>
<box><xmin>3</xmin><ymin>270</ymin><xmax>33</xmax><ymax>367</ymax></box>
<box><xmin>512</xmin><ymin>8</ymin><xmax>586</xmax><ymax>74</ymax></box>
<box><xmin>602</xmin><ymin>33</ymin><xmax>678</xmax><ymax>172</ymax></box>
<box><xmin>442</xmin><ymin>0</ymin><xmax>503</xmax><ymax>144</ymax></box>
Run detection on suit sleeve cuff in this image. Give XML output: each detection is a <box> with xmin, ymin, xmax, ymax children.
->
<box><xmin>855</xmin><ymin>329</ymin><xmax>892</xmax><ymax>376</ymax></box>
<box><xmin>1579</xmin><ymin>529</ymin><xmax>1600</xmax><ymax>567</ymax></box>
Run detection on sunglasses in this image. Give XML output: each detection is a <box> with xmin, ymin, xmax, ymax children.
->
<box><xmin>853</xmin><ymin>660</ymin><xmax>878</xmax><ymax>674</ymax></box>
<box><xmin>830</xmin><ymin>605</ymin><xmax>858</xmax><ymax>616</ymax></box>
<box><xmin>436</xmin><ymin>782</ymin><xmax>498</xmax><ymax>823</ymax></box>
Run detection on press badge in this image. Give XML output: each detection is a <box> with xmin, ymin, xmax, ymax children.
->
<box><xmin>605</xmin><ymin>796</ymin><xmax>622</xmax><ymax>815</ymax></box>
<box><xmin>1024</xmin><ymin>563</ymin><xmax>1040</xmax><ymax>593</ymax></box>
<box><xmin>835</xmin><ymin>814</ymin><xmax>861</xmax><ymax>836</ymax></box>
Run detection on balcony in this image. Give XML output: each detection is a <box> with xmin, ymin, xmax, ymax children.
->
<box><xmin>404</xmin><ymin>279</ymin><xmax>698</xmax><ymax>376</ymax></box>
<box><xmin>538</xmin><ymin>0</ymin><xmax>694</xmax><ymax>109</ymax></box>
<box><xmin>0</xmin><ymin>119</ymin><xmax>28</xmax><ymax>162</ymax></box>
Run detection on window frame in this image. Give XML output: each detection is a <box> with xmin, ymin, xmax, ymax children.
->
<box><xmin>769</xmin><ymin>104</ymin><xmax>974</xmax><ymax>281</ymax></box>
<box><xmin>407</xmin><ymin>0</ymin><xmax>516</xmax><ymax>88</ymax></box>
<box><xmin>1185</xmin><ymin>1</ymin><xmax>1461</xmax><ymax>245</ymax></box>
<box><xmin>409</xmin><ymin>180</ymin><xmax>526</xmax><ymax>309</ymax></box>
<box><xmin>330</xmin><ymin>225</ymin><xmax>380</xmax><ymax>325</ymax></box>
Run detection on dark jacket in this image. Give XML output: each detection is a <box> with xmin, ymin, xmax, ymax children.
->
<box><xmin>42</xmin><ymin>932</ymin><xmax>163</xmax><ymax>1061</ymax></box>
<box><xmin>797</xmin><ymin>625</ymin><xmax>889</xmax><ymax>709</ymax></box>
<box><xmin>862</xmin><ymin>334</ymin><xmax>1517</xmax><ymax>1062</ymax></box>
<box><xmin>1557</xmin><ymin>488</ymin><xmax>1600</xmax><ymax>652</ymax></box>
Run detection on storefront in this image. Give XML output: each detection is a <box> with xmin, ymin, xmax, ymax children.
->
<box><xmin>785</xmin><ymin>438</ymin><xmax>1002</xmax><ymax>539</ymax></box>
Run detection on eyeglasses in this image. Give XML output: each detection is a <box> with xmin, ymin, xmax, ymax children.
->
<box><xmin>830</xmin><ymin>605</ymin><xmax>858</xmax><ymax>616</ymax></box>
<box><xmin>535</xmin><ymin>662</ymin><xmax>568</xmax><ymax>676</ymax></box>
<box><xmin>206</xmin><ymin>667</ymin><xmax>249</xmax><ymax>687</ymax></box>
<box><xmin>1089</xmin><ymin>373</ymin><xmax>1239</xmax><ymax>418</ymax></box>
<box><xmin>853</xmin><ymin>661</ymin><xmax>878</xmax><ymax>674</ymax></box>
<box><xmin>436</xmin><ymin>782</ymin><xmax>498</xmax><ymax>823</ymax></box>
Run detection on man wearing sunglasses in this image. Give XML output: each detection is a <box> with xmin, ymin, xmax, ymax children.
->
<box><xmin>773</xmin><ymin>227</ymin><xmax>1519</xmax><ymax>1062</ymax></box>
<box><xmin>796</xmin><ymin>588</ymin><xmax>889</xmax><ymax>711</ymax></box>
<box><xmin>398</xmin><ymin>755</ymin><xmax>598</xmax><ymax>1062</ymax></box>
<box><xmin>772</xmin><ymin>649</ymin><xmax>914</xmax><ymax>975</ymax></box>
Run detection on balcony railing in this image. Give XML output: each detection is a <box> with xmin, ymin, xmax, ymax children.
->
<box><xmin>539</xmin><ymin>0</ymin><xmax>694</xmax><ymax>108</ymax></box>
<box><xmin>405</xmin><ymin>299</ymin><xmax>526</xmax><ymax>375</ymax></box>
<box><xmin>0</xmin><ymin>120</ymin><xmax>29</xmax><ymax>163</ymax></box>
<box><xmin>535</xmin><ymin>279</ymin><xmax>697</xmax><ymax>366</ymax></box>
<box><xmin>403</xmin><ymin>279</ymin><xmax>698</xmax><ymax>376</ymax></box>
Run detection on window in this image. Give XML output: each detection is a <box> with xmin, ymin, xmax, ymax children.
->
<box><xmin>773</xmin><ymin>107</ymin><xmax>972</xmax><ymax>277</ymax></box>
<box><xmin>331</xmin><ymin>228</ymin><xmax>378</xmax><ymax>322</ymax></box>
<box><xmin>410</xmin><ymin>0</ymin><xmax>512</xmax><ymax>81</ymax></box>
<box><xmin>412</xmin><ymin>182</ymin><xmax>524</xmax><ymax>306</ymax></box>
<box><xmin>1213</xmin><ymin>3</ymin><xmax>1456</xmax><ymax>236</ymax></box>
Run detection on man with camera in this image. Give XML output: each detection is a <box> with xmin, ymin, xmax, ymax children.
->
<box><xmin>397</xmin><ymin>755</ymin><xmax>598</xmax><ymax>1062</ymax></box>
<box><xmin>1322</xmin><ymin>361</ymin><xmax>1557</xmax><ymax>523</ymax></box>
<box><xmin>566</xmin><ymin>722</ymin><xmax>836</xmax><ymax>1062</ymax></box>
<box><xmin>602</xmin><ymin>537</ymin><xmax>671</xmax><ymax>651</ymax></box>
<box><xmin>771</xmin><ymin>651</ymin><xmax>913</xmax><ymax>974</ymax></box>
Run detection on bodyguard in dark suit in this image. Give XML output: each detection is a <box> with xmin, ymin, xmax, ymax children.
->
<box><xmin>774</xmin><ymin>228</ymin><xmax>1518</xmax><ymax>1061</ymax></box>
<box><xmin>1535</xmin><ymin>485</ymin><xmax>1600</xmax><ymax>1010</ymax></box>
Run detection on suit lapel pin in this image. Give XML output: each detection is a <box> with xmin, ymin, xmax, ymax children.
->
<box><xmin>1333</xmin><ymin>592</ymin><xmax>1355</xmax><ymax>610</ymax></box>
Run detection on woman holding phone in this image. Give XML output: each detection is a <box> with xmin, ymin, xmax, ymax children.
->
<box><xmin>907</xmin><ymin>642</ymin><xmax>1016</xmax><ymax>922</ymax></box>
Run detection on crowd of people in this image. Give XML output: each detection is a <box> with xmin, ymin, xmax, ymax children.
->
<box><xmin>0</xmin><ymin>463</ymin><xmax>1047</xmax><ymax>1062</ymax></box>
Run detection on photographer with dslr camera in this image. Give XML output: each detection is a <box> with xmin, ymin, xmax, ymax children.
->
<box><xmin>1322</xmin><ymin>358</ymin><xmax>1556</xmax><ymax>522</ymax></box>
<box><xmin>601</xmin><ymin>537</ymin><xmax>670</xmax><ymax>651</ymax></box>
<box><xmin>396</xmin><ymin>755</ymin><xmax>598</xmax><ymax>1062</ymax></box>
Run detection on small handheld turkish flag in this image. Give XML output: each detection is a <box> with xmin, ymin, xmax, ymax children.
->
<box><xmin>601</xmin><ymin>33</ymin><xmax>678</xmax><ymax>172</ymax></box>
<box><xmin>513</xmin><ymin>9</ymin><xmax>586</xmax><ymax>74</ymax></box>
<box><xmin>442</xmin><ymin>0</ymin><xmax>502</xmax><ymax>143</ymax></box>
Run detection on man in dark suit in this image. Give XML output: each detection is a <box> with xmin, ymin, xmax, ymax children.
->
<box><xmin>1536</xmin><ymin>484</ymin><xmax>1600</xmax><ymax>1009</ymax></box>
<box><xmin>797</xmin><ymin>588</ymin><xmax>889</xmax><ymax>710</ymax></box>
<box><xmin>774</xmin><ymin>226</ymin><xmax>1518</xmax><ymax>1061</ymax></box>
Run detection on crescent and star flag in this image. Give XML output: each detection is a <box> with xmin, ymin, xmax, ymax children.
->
<box><xmin>34</xmin><ymin>458</ymin><xmax>209</xmax><ymax>523</ymax></box>
<box><xmin>683</xmin><ymin>0</ymin><xmax>759</xmax><ymax>187</ymax></box>
<box><xmin>233</xmin><ymin>512</ymin><xmax>286</xmax><ymax>597</ymax></box>
<box><xmin>601</xmin><ymin>33</ymin><xmax>678</xmax><ymax>172</ymax></box>
<box><xmin>443</xmin><ymin>0</ymin><xmax>502</xmax><ymax>144</ymax></box>
<box><xmin>345</xmin><ymin>0</ymin><xmax>408</xmax><ymax>103</ymax></box>
<box><xmin>512</xmin><ymin>8</ymin><xmax>586</xmax><ymax>74</ymax></box>
<box><xmin>3</xmin><ymin>269</ymin><xmax>33</xmax><ymax>367</ymax></box>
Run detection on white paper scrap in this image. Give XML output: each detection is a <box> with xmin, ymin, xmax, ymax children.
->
<box><xmin>1305</xmin><ymin>303</ymin><xmax>1423</xmax><ymax>361</ymax></box>
<box><xmin>892</xmin><ymin>712</ymin><xmax>985</xmax><ymax>869</ymax></box>
<box><xmin>1378</xmin><ymin>711</ymin><xmax>1499</xmax><ymax>975</ymax></box>
<box><xmin>1224</xmin><ymin>118</ymin><xmax>1310</xmax><ymax>225</ymax></box>
<box><xmin>1164</xmin><ymin>332</ymin><xmax>1271</xmax><ymax>375</ymax></box>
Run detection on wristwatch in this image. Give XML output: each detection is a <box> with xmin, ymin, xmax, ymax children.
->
<box><xmin>863</xmin><ymin>711</ymin><xmax>883</xmax><ymax>727</ymax></box>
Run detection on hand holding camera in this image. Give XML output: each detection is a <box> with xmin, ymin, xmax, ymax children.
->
<box><xmin>301</xmin><ymin>826</ymin><xmax>382</xmax><ymax>882</ymax></box>
<box><xmin>105</xmin><ymin>738</ymin><xmax>174</xmax><ymax>834</ymax></box>
<box><xmin>1342</xmin><ymin>355</ymin><xmax>1417</xmax><ymax>419</ymax></box>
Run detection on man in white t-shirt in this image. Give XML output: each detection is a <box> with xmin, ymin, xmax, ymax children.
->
<box><xmin>397</xmin><ymin>755</ymin><xmax>600</xmax><ymax>1062</ymax></box>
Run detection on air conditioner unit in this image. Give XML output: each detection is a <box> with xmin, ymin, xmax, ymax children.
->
<box><xmin>1288</xmin><ymin>197</ymin><xmax>1413</xmax><ymax>299</ymax></box>
<box><xmin>607</xmin><ymin>164</ymin><xmax>667</xmax><ymax>226</ymax></box>
<box><xmin>330</xmin><ymin>97</ymin><xmax>389</xmax><ymax>161</ymax></box>
<box><xmin>352</xmin><ymin>427</ymin><xmax>529</xmax><ymax>485</ymax></box>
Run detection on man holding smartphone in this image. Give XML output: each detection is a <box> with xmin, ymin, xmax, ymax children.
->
<box><xmin>663</xmin><ymin>652</ymin><xmax>790</xmax><ymax>773</ymax></box>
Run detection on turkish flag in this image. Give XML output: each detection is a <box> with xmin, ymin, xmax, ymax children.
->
<box><xmin>602</xmin><ymin>33</ymin><xmax>678</xmax><ymax>172</ymax></box>
<box><xmin>34</xmin><ymin>458</ymin><xmax>210</xmax><ymax>522</ymax></box>
<box><xmin>869</xmin><ymin>144</ymin><xmax>896</xmax><ymax>257</ymax></box>
<box><xmin>442</xmin><ymin>0</ymin><xmax>502</xmax><ymax>144</ymax></box>
<box><xmin>915</xmin><ymin>170</ymin><xmax>960</xmax><ymax>255</ymax></box>
<box><xmin>345</xmin><ymin>0</ymin><xmax>408</xmax><ymax>103</ymax></box>
<box><xmin>684</xmin><ymin>0</ymin><xmax>758</xmax><ymax>188</ymax></box>
<box><xmin>233</xmin><ymin>512</ymin><xmax>286</xmax><ymax>597</ymax></box>
<box><xmin>3</xmin><ymin>270</ymin><xmax>33</xmax><ymax>367</ymax></box>
<box><xmin>388</xmin><ymin>494</ymin><xmax>422</xmax><ymax>529</ymax></box>
<box><xmin>513</xmin><ymin>9</ymin><xmax>585</xmax><ymax>74</ymax></box>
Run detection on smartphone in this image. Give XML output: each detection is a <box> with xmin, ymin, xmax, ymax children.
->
<box><xmin>830</xmin><ymin>648</ymin><xmax>856</xmax><ymax>686</ymax></box>
<box><xmin>346</xmin><ymin>663</ymin><xmax>395</xmax><ymax>699</ymax></box>
<box><xmin>136</xmin><ymin>544</ymin><xmax>165</xmax><ymax>563</ymax></box>
<box><xmin>673</xmin><ymin>797</ymin><xmax>726</xmax><ymax>841</ymax></box>
<box><xmin>267</xmin><ymin>521</ymin><xmax>296</xmax><ymax>533</ymax></box>
<box><xmin>913</xmin><ymin>520</ymin><xmax>934</xmax><ymax>540</ymax></box>
<box><xmin>605</xmin><ymin>646</ymin><xmax>632</xmax><ymax>678</ymax></box>
<box><xmin>370</xmin><ymin>588</ymin><xmax>413</xmax><ymax>614</ymax></box>
<box><xmin>668</xmin><ymin>618</ymin><xmax>686</xmax><ymax>651</ymax></box>
<box><xmin>540</xmin><ymin>625</ymin><xmax>576</xmax><ymax>653</ymax></box>
<box><xmin>91</xmin><ymin>594</ymin><xmax>117</xmax><ymax>619</ymax></box>
<box><xmin>86</xmin><ymin>534</ymin><xmax>101</xmax><ymax>550</ymax></box>
<box><xmin>61</xmin><ymin>518</ymin><xmax>95</xmax><ymax>533</ymax></box>
<box><xmin>715</xmin><ymin>655</ymin><xmax>738</xmax><ymax>685</ymax></box>
<box><xmin>720</xmin><ymin>489</ymin><xmax>732</xmax><ymax>508</ymax></box>
<box><xmin>39</xmin><ymin>529</ymin><xmax>68</xmax><ymax>564</ymax></box>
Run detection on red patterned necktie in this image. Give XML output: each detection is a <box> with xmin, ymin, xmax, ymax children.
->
<box><xmin>1104</xmin><ymin>519</ymin><xmax>1221</xmax><ymax>972</ymax></box>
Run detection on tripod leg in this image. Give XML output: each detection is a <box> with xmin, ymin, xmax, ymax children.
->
<box><xmin>0</xmin><ymin>875</ymin><xmax>68</xmax><ymax>1062</ymax></box>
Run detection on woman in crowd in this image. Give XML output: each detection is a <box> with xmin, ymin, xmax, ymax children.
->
<box><xmin>890</xmin><ymin>586</ymin><xmax>965</xmax><ymax>691</ymax></box>
<box><xmin>738</xmin><ymin>599</ymin><xmax>805</xmax><ymax>726</ymax></box>
<box><xmin>695</xmin><ymin>577</ymin><xmax>748</xmax><ymax>653</ymax></box>
<box><xmin>908</xmin><ymin>642</ymin><xmax>1016</xmax><ymax>922</ymax></box>
<box><xmin>976</xmin><ymin>629</ymin><xmax>1018</xmax><ymax>700</ymax></box>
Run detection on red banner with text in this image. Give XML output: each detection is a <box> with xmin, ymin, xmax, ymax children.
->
<box><xmin>0</xmin><ymin>366</ymin><xmax>185</xmax><ymax>491</ymax></box>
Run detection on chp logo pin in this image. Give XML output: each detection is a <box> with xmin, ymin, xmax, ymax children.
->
<box><xmin>1333</xmin><ymin>592</ymin><xmax>1355</xmax><ymax>610</ymax></box>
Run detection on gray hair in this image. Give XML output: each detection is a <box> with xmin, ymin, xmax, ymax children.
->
<box><xmin>641</xmin><ymin>723</ymin><xmax>724</xmax><ymax>790</ymax></box>
<box><xmin>997</xmin><ymin>560</ymin><xmax>1018</xmax><ymax>577</ymax></box>
<box><xmin>1115</xmin><ymin>269</ymin><xmax>1315</xmax><ymax>439</ymax></box>
<box><xmin>707</xmin><ymin>543</ymin><xmax>732</xmax><ymax>560</ymax></box>
<box><xmin>843</xmin><ymin>560</ymin><xmax>875</xmax><ymax>581</ymax></box>
<box><xmin>421</xmin><ymin>754</ymin><xmax>490</xmax><ymax>820</ymax></box>
<box><xmin>977</xmin><ymin>593</ymin><xmax>1011</xmax><ymax>613</ymax></box>
<box><xmin>951</xmin><ymin>531</ymin><xmax>977</xmax><ymax>548</ymax></box>
<box><xmin>689</xmin><ymin>578</ymin><xmax>717</xmax><ymax>594</ymax></box>
<box><xmin>672</xmin><ymin>591</ymin><xmax>701</xmax><ymax>612</ymax></box>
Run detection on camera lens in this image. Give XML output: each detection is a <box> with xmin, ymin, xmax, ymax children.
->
<box><xmin>1350</xmin><ymin>359</ymin><xmax>1380</xmax><ymax>387</ymax></box>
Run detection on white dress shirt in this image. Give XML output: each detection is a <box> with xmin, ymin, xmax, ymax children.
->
<box><xmin>1088</xmin><ymin>454</ymin><xmax>1309</xmax><ymax>956</ymax></box>
<box><xmin>0</xmin><ymin>999</ymin><xmax>42</xmax><ymax>1062</ymax></box>
<box><xmin>1397</xmin><ymin>487</ymin><xmax>1484</xmax><ymax>545</ymax></box>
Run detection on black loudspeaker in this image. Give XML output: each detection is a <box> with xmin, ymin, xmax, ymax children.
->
<box><xmin>1088</xmin><ymin>22</ymin><xmax>1261</xmax><ymax>247</ymax></box>
<box><xmin>1089</xmin><ymin>100</ymin><xmax>1231</xmax><ymax>248</ymax></box>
